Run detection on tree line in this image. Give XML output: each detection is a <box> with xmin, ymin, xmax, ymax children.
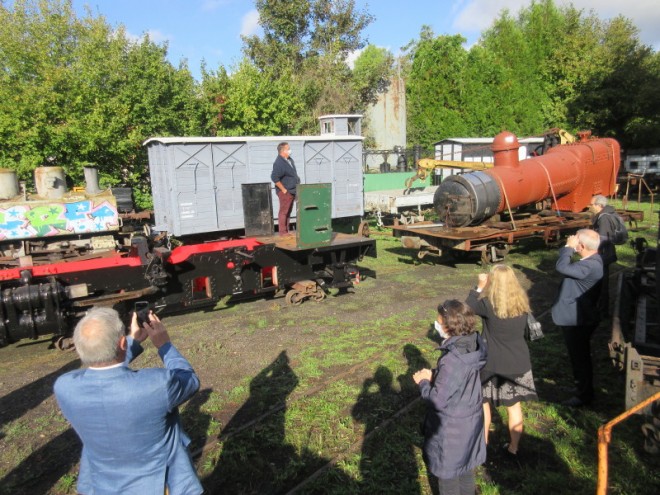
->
<box><xmin>0</xmin><ymin>0</ymin><xmax>658</xmax><ymax>208</ymax></box>
<box><xmin>405</xmin><ymin>0</ymin><xmax>660</xmax><ymax>152</ymax></box>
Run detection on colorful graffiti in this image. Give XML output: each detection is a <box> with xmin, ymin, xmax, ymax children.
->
<box><xmin>0</xmin><ymin>199</ymin><xmax>119</xmax><ymax>240</ymax></box>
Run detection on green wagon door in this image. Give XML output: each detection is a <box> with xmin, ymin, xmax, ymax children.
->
<box><xmin>296</xmin><ymin>183</ymin><xmax>332</xmax><ymax>248</ymax></box>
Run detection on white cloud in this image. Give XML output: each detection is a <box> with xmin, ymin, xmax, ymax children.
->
<box><xmin>240</xmin><ymin>9</ymin><xmax>260</xmax><ymax>37</ymax></box>
<box><xmin>145</xmin><ymin>29</ymin><xmax>170</xmax><ymax>44</ymax></box>
<box><xmin>122</xmin><ymin>29</ymin><xmax>141</xmax><ymax>44</ymax></box>
<box><xmin>121</xmin><ymin>28</ymin><xmax>171</xmax><ymax>45</ymax></box>
<box><xmin>452</xmin><ymin>0</ymin><xmax>660</xmax><ymax>49</ymax></box>
<box><xmin>202</xmin><ymin>0</ymin><xmax>229</xmax><ymax>12</ymax></box>
<box><xmin>346</xmin><ymin>48</ymin><xmax>364</xmax><ymax>69</ymax></box>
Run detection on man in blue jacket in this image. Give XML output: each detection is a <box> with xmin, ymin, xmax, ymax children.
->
<box><xmin>271</xmin><ymin>142</ymin><xmax>300</xmax><ymax>235</ymax></box>
<box><xmin>551</xmin><ymin>229</ymin><xmax>603</xmax><ymax>407</ymax></box>
<box><xmin>54</xmin><ymin>307</ymin><xmax>202</xmax><ymax>495</ymax></box>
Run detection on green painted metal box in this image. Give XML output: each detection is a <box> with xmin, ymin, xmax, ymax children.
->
<box><xmin>296</xmin><ymin>183</ymin><xmax>332</xmax><ymax>248</ymax></box>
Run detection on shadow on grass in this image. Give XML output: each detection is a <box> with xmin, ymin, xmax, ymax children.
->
<box><xmin>182</xmin><ymin>388</ymin><xmax>213</xmax><ymax>455</ymax></box>
<box><xmin>290</xmin><ymin>346</ymin><xmax>431</xmax><ymax>494</ymax></box>
<box><xmin>351</xmin><ymin>361</ymin><xmax>425</xmax><ymax>494</ymax></box>
<box><xmin>0</xmin><ymin>428</ymin><xmax>80</xmax><ymax>495</ymax></box>
<box><xmin>482</xmin><ymin>432</ymin><xmax>581</xmax><ymax>493</ymax></box>
<box><xmin>202</xmin><ymin>351</ymin><xmax>333</xmax><ymax>494</ymax></box>
<box><xmin>0</xmin><ymin>358</ymin><xmax>80</xmax><ymax>437</ymax></box>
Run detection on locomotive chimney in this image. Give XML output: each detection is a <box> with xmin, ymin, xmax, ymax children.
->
<box><xmin>491</xmin><ymin>131</ymin><xmax>521</xmax><ymax>168</ymax></box>
<box><xmin>83</xmin><ymin>166</ymin><xmax>102</xmax><ymax>194</ymax></box>
<box><xmin>34</xmin><ymin>166</ymin><xmax>67</xmax><ymax>199</ymax></box>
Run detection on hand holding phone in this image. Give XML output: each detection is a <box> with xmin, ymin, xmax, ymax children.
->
<box><xmin>134</xmin><ymin>301</ymin><xmax>150</xmax><ymax>327</ymax></box>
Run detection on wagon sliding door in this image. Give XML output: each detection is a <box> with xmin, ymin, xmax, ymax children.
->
<box><xmin>332</xmin><ymin>141</ymin><xmax>363</xmax><ymax>218</ymax></box>
<box><xmin>172</xmin><ymin>144</ymin><xmax>218</xmax><ymax>235</ymax></box>
<box><xmin>212</xmin><ymin>143</ymin><xmax>248</xmax><ymax>231</ymax></box>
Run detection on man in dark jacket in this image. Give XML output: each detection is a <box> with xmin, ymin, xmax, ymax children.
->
<box><xmin>271</xmin><ymin>142</ymin><xmax>300</xmax><ymax>235</ymax></box>
<box><xmin>590</xmin><ymin>194</ymin><xmax>620</xmax><ymax>314</ymax></box>
<box><xmin>551</xmin><ymin>229</ymin><xmax>603</xmax><ymax>407</ymax></box>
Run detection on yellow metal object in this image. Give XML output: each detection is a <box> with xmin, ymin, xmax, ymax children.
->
<box><xmin>544</xmin><ymin>127</ymin><xmax>577</xmax><ymax>145</ymax></box>
<box><xmin>404</xmin><ymin>158</ymin><xmax>493</xmax><ymax>190</ymax></box>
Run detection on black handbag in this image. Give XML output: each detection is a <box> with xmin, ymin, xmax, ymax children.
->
<box><xmin>525</xmin><ymin>313</ymin><xmax>544</xmax><ymax>341</ymax></box>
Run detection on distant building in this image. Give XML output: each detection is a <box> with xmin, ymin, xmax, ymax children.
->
<box><xmin>364</xmin><ymin>71</ymin><xmax>406</xmax><ymax>151</ymax></box>
<box><xmin>432</xmin><ymin>136</ymin><xmax>544</xmax><ymax>181</ymax></box>
<box><xmin>624</xmin><ymin>150</ymin><xmax>660</xmax><ymax>176</ymax></box>
<box><xmin>319</xmin><ymin>114</ymin><xmax>362</xmax><ymax>137</ymax></box>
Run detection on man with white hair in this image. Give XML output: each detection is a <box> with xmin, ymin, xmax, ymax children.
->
<box><xmin>54</xmin><ymin>307</ymin><xmax>202</xmax><ymax>494</ymax></box>
<box><xmin>551</xmin><ymin>229</ymin><xmax>603</xmax><ymax>407</ymax></box>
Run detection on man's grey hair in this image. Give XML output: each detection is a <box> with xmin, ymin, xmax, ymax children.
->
<box><xmin>592</xmin><ymin>195</ymin><xmax>608</xmax><ymax>207</ymax></box>
<box><xmin>73</xmin><ymin>307</ymin><xmax>125</xmax><ymax>366</ymax></box>
<box><xmin>277</xmin><ymin>142</ymin><xmax>289</xmax><ymax>153</ymax></box>
<box><xmin>577</xmin><ymin>229</ymin><xmax>601</xmax><ymax>251</ymax></box>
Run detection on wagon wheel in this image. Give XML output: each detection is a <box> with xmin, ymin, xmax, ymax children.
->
<box><xmin>496</xmin><ymin>244</ymin><xmax>511</xmax><ymax>258</ymax></box>
<box><xmin>311</xmin><ymin>288</ymin><xmax>326</xmax><ymax>302</ymax></box>
<box><xmin>358</xmin><ymin>220</ymin><xmax>370</xmax><ymax>238</ymax></box>
<box><xmin>285</xmin><ymin>290</ymin><xmax>304</xmax><ymax>306</ymax></box>
<box><xmin>481</xmin><ymin>244</ymin><xmax>510</xmax><ymax>264</ymax></box>
<box><xmin>55</xmin><ymin>336</ymin><xmax>75</xmax><ymax>351</ymax></box>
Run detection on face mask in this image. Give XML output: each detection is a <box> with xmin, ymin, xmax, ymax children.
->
<box><xmin>434</xmin><ymin>320</ymin><xmax>449</xmax><ymax>339</ymax></box>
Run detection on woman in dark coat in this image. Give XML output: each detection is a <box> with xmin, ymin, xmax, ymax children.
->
<box><xmin>413</xmin><ymin>300</ymin><xmax>487</xmax><ymax>495</ymax></box>
<box><xmin>466</xmin><ymin>265</ymin><xmax>538</xmax><ymax>457</ymax></box>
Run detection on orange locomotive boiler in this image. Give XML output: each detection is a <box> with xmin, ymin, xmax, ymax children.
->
<box><xmin>433</xmin><ymin>131</ymin><xmax>621</xmax><ymax>227</ymax></box>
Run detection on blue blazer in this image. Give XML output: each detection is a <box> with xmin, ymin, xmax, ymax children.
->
<box><xmin>271</xmin><ymin>155</ymin><xmax>300</xmax><ymax>194</ymax></box>
<box><xmin>551</xmin><ymin>247</ymin><xmax>603</xmax><ymax>327</ymax></box>
<box><xmin>54</xmin><ymin>339</ymin><xmax>202</xmax><ymax>495</ymax></box>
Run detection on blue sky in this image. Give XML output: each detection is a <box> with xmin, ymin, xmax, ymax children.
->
<box><xmin>71</xmin><ymin>0</ymin><xmax>660</xmax><ymax>80</ymax></box>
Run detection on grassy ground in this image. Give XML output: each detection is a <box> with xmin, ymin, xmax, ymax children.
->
<box><xmin>1</xmin><ymin>198</ymin><xmax>659</xmax><ymax>494</ymax></box>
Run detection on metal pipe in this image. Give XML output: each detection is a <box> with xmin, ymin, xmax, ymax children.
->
<box><xmin>597</xmin><ymin>390</ymin><xmax>660</xmax><ymax>494</ymax></box>
<box><xmin>84</xmin><ymin>166</ymin><xmax>102</xmax><ymax>194</ymax></box>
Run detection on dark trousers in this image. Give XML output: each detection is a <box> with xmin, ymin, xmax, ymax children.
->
<box><xmin>276</xmin><ymin>190</ymin><xmax>295</xmax><ymax>234</ymax></box>
<box><xmin>561</xmin><ymin>324</ymin><xmax>598</xmax><ymax>403</ymax></box>
<box><xmin>433</xmin><ymin>470</ymin><xmax>476</xmax><ymax>495</ymax></box>
<box><xmin>598</xmin><ymin>263</ymin><xmax>611</xmax><ymax>316</ymax></box>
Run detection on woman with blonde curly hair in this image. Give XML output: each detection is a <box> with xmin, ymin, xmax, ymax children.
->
<box><xmin>466</xmin><ymin>265</ymin><xmax>538</xmax><ymax>460</ymax></box>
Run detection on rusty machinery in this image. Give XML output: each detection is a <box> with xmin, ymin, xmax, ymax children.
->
<box><xmin>392</xmin><ymin>130</ymin><xmax>635</xmax><ymax>262</ymax></box>
<box><xmin>434</xmin><ymin>130</ymin><xmax>620</xmax><ymax>227</ymax></box>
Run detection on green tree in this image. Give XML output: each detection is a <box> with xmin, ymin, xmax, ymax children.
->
<box><xmin>352</xmin><ymin>45</ymin><xmax>394</xmax><ymax>106</ymax></box>
<box><xmin>214</xmin><ymin>60</ymin><xmax>308</xmax><ymax>136</ymax></box>
<box><xmin>567</xmin><ymin>15</ymin><xmax>660</xmax><ymax>149</ymax></box>
<box><xmin>0</xmin><ymin>0</ymin><xmax>200</xmax><ymax>207</ymax></box>
<box><xmin>243</xmin><ymin>0</ymin><xmax>372</xmax><ymax>70</ymax></box>
<box><xmin>404</xmin><ymin>0</ymin><xmax>660</xmax><ymax>149</ymax></box>
<box><xmin>406</xmin><ymin>33</ymin><xmax>470</xmax><ymax>147</ymax></box>
<box><xmin>477</xmin><ymin>7</ymin><xmax>551</xmax><ymax>136</ymax></box>
<box><xmin>239</xmin><ymin>0</ymin><xmax>374</xmax><ymax>133</ymax></box>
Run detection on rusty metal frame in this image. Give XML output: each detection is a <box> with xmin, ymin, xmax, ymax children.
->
<box><xmin>392</xmin><ymin>210</ymin><xmax>644</xmax><ymax>260</ymax></box>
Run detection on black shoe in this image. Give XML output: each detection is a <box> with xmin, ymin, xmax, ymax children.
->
<box><xmin>562</xmin><ymin>396</ymin><xmax>591</xmax><ymax>407</ymax></box>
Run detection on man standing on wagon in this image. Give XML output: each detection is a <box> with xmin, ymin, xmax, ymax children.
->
<box><xmin>271</xmin><ymin>142</ymin><xmax>300</xmax><ymax>235</ymax></box>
